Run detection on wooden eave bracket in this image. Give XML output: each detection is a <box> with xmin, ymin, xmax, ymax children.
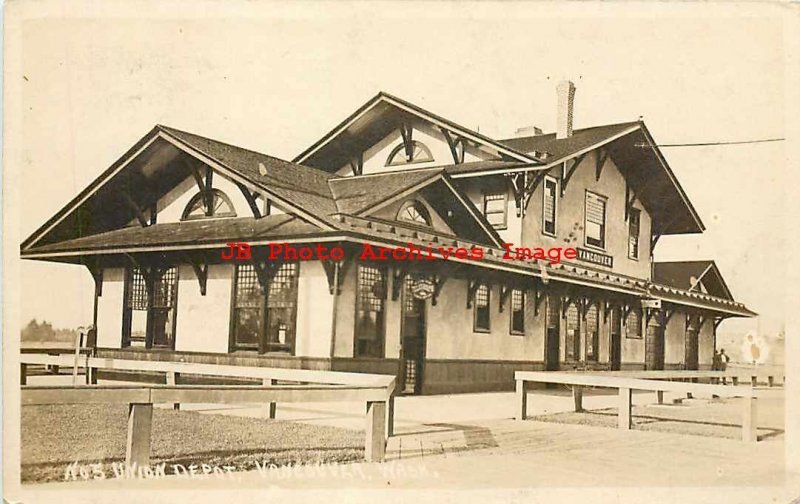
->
<box><xmin>431</xmin><ymin>274</ymin><xmax>448</xmax><ymax>307</ymax></box>
<box><xmin>595</xmin><ymin>148</ymin><xmax>609</xmax><ymax>181</ymax></box>
<box><xmin>560</xmin><ymin>153</ymin><xmax>587</xmax><ymax>197</ymax></box>
<box><xmin>498</xmin><ymin>285</ymin><xmax>513</xmax><ymax>313</ymax></box>
<box><xmin>441</xmin><ymin>128</ymin><xmax>465</xmax><ymax>165</ymax></box>
<box><xmin>122</xmin><ymin>192</ymin><xmax>150</xmax><ymax>228</ymax></box>
<box><xmin>85</xmin><ymin>264</ymin><xmax>103</xmax><ymax>297</ymax></box>
<box><xmin>533</xmin><ymin>282</ymin><xmax>546</xmax><ymax>316</ymax></box>
<box><xmin>321</xmin><ymin>258</ymin><xmax>350</xmax><ymax>295</ymax></box>
<box><xmin>234</xmin><ymin>181</ymin><xmax>262</xmax><ymax>219</ymax></box>
<box><xmin>392</xmin><ymin>266</ymin><xmax>409</xmax><ymax>301</ymax></box>
<box><xmin>466</xmin><ymin>278</ymin><xmax>483</xmax><ymax>309</ymax></box>
<box><xmin>349</xmin><ymin>152</ymin><xmax>364</xmax><ymax>176</ymax></box>
<box><xmin>400</xmin><ymin>124</ymin><xmax>414</xmax><ymax>161</ymax></box>
<box><xmin>182</xmin><ymin>254</ymin><xmax>208</xmax><ymax>296</ymax></box>
<box><xmin>714</xmin><ymin>316</ymin><xmax>725</xmax><ymax>330</ymax></box>
<box><xmin>624</xmin><ymin>181</ymin><xmax>637</xmax><ymax>221</ymax></box>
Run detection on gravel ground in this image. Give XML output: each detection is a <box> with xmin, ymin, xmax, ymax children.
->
<box><xmin>529</xmin><ymin>393</ymin><xmax>784</xmax><ymax>441</ymax></box>
<box><xmin>21</xmin><ymin>404</ymin><xmax>364</xmax><ymax>483</ymax></box>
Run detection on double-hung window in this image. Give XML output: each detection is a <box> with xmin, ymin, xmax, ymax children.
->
<box><xmin>483</xmin><ymin>192</ymin><xmax>507</xmax><ymax>230</ymax></box>
<box><xmin>510</xmin><ymin>289</ymin><xmax>525</xmax><ymax>335</ymax></box>
<box><xmin>628</xmin><ymin>208</ymin><xmax>641</xmax><ymax>259</ymax></box>
<box><xmin>355</xmin><ymin>265</ymin><xmax>386</xmax><ymax>357</ymax></box>
<box><xmin>585</xmin><ymin>191</ymin><xmax>607</xmax><ymax>249</ymax></box>
<box><xmin>542</xmin><ymin>176</ymin><xmax>558</xmax><ymax>236</ymax></box>
<box><xmin>473</xmin><ymin>284</ymin><xmax>491</xmax><ymax>332</ymax></box>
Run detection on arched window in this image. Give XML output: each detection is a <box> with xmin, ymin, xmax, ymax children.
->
<box><xmin>386</xmin><ymin>140</ymin><xmax>434</xmax><ymax>166</ymax></box>
<box><xmin>396</xmin><ymin>200</ymin><xmax>432</xmax><ymax>226</ymax></box>
<box><xmin>181</xmin><ymin>189</ymin><xmax>237</xmax><ymax>220</ymax></box>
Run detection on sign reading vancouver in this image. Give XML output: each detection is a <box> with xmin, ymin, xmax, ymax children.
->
<box><xmin>576</xmin><ymin>247</ymin><xmax>613</xmax><ymax>268</ymax></box>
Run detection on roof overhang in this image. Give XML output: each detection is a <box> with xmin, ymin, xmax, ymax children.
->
<box><xmin>293</xmin><ymin>92</ymin><xmax>543</xmax><ymax>171</ymax></box>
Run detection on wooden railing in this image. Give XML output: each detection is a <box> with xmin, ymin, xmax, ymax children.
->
<box><xmin>22</xmin><ymin>383</ymin><xmax>390</xmax><ymax>466</ymax></box>
<box><xmin>515</xmin><ymin>371</ymin><xmax>760</xmax><ymax>442</ymax></box>
<box><xmin>20</xmin><ymin>354</ymin><xmax>397</xmax><ymax>436</ymax></box>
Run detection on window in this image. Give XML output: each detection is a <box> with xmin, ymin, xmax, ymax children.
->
<box><xmin>231</xmin><ymin>263</ymin><xmax>299</xmax><ymax>353</ymax></box>
<box><xmin>265</xmin><ymin>263</ymin><xmax>299</xmax><ymax>353</ymax></box>
<box><xmin>483</xmin><ymin>192</ymin><xmax>507</xmax><ymax>230</ymax></box>
<box><xmin>232</xmin><ymin>264</ymin><xmax>263</xmax><ymax>351</ymax></box>
<box><xmin>182</xmin><ymin>188</ymin><xmax>237</xmax><ymax>220</ymax></box>
<box><xmin>565</xmin><ymin>303</ymin><xmax>581</xmax><ymax>360</ymax></box>
<box><xmin>397</xmin><ymin>200</ymin><xmax>432</xmax><ymax>226</ymax></box>
<box><xmin>122</xmin><ymin>267</ymin><xmax>178</xmax><ymax>349</ymax></box>
<box><xmin>473</xmin><ymin>284</ymin><xmax>491</xmax><ymax>332</ymax></box>
<box><xmin>626</xmin><ymin>308</ymin><xmax>643</xmax><ymax>339</ymax></box>
<box><xmin>355</xmin><ymin>265</ymin><xmax>386</xmax><ymax>357</ymax></box>
<box><xmin>542</xmin><ymin>176</ymin><xmax>558</xmax><ymax>236</ymax></box>
<box><xmin>585</xmin><ymin>191</ymin><xmax>607</xmax><ymax>249</ymax></box>
<box><xmin>628</xmin><ymin>208</ymin><xmax>641</xmax><ymax>259</ymax></box>
<box><xmin>586</xmin><ymin>303</ymin><xmax>599</xmax><ymax>361</ymax></box>
<box><xmin>386</xmin><ymin>140</ymin><xmax>434</xmax><ymax>166</ymax></box>
<box><xmin>510</xmin><ymin>289</ymin><xmax>525</xmax><ymax>335</ymax></box>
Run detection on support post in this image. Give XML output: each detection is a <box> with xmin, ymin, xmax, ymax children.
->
<box><xmin>656</xmin><ymin>390</ymin><xmax>664</xmax><ymax>405</ymax></box>
<box><xmin>387</xmin><ymin>393</ymin><xmax>395</xmax><ymax>437</ymax></box>
<box><xmin>742</xmin><ymin>396</ymin><xmax>758</xmax><ymax>443</ymax></box>
<box><xmin>166</xmin><ymin>372</ymin><xmax>180</xmax><ymax>410</ymax></box>
<box><xmin>365</xmin><ymin>401</ymin><xmax>387</xmax><ymax>462</ymax></box>
<box><xmin>516</xmin><ymin>379</ymin><xmax>528</xmax><ymax>420</ymax></box>
<box><xmin>126</xmin><ymin>403</ymin><xmax>153</xmax><ymax>468</ymax></box>
<box><xmin>732</xmin><ymin>376</ymin><xmax>739</xmax><ymax>386</ymax></box>
<box><xmin>751</xmin><ymin>376</ymin><xmax>758</xmax><ymax>387</ymax></box>
<box><xmin>572</xmin><ymin>385</ymin><xmax>583</xmax><ymax>412</ymax></box>
<box><xmin>618</xmin><ymin>387</ymin><xmax>632</xmax><ymax>430</ymax></box>
<box><xmin>20</xmin><ymin>363</ymin><xmax>27</xmax><ymax>386</ymax></box>
<box><xmin>768</xmin><ymin>376</ymin><xmax>774</xmax><ymax>387</ymax></box>
<box><xmin>263</xmin><ymin>378</ymin><xmax>276</xmax><ymax>419</ymax></box>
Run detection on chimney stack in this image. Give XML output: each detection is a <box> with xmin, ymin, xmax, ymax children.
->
<box><xmin>514</xmin><ymin>125</ymin><xmax>543</xmax><ymax>138</ymax></box>
<box><xmin>556</xmin><ymin>80</ymin><xmax>576</xmax><ymax>139</ymax></box>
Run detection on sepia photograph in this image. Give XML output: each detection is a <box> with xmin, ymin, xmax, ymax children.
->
<box><xmin>3</xmin><ymin>1</ymin><xmax>800</xmax><ymax>503</ymax></box>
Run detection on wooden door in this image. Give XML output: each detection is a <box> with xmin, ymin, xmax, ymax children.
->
<box><xmin>399</xmin><ymin>279</ymin><xmax>427</xmax><ymax>394</ymax></box>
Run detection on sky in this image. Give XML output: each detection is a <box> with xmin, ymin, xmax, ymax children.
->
<box><xmin>14</xmin><ymin>3</ymin><xmax>786</xmax><ymax>338</ymax></box>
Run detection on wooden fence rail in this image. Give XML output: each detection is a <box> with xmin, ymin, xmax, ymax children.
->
<box><xmin>20</xmin><ymin>354</ymin><xmax>397</xmax><ymax>436</ymax></box>
<box><xmin>515</xmin><ymin>371</ymin><xmax>760</xmax><ymax>442</ymax></box>
<box><xmin>22</xmin><ymin>384</ymin><xmax>389</xmax><ymax>466</ymax></box>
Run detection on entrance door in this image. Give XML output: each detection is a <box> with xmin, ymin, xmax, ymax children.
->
<box><xmin>399</xmin><ymin>278</ymin><xmax>427</xmax><ymax>394</ymax></box>
<box><xmin>609</xmin><ymin>306</ymin><xmax>622</xmax><ymax>371</ymax></box>
<box><xmin>544</xmin><ymin>295</ymin><xmax>560</xmax><ymax>371</ymax></box>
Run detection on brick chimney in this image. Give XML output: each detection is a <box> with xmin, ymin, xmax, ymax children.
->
<box><xmin>556</xmin><ymin>80</ymin><xmax>576</xmax><ymax>139</ymax></box>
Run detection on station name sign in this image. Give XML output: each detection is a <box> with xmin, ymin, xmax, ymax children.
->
<box><xmin>576</xmin><ymin>247</ymin><xmax>613</xmax><ymax>268</ymax></box>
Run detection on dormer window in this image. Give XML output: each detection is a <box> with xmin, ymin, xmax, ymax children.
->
<box><xmin>181</xmin><ymin>189</ymin><xmax>237</xmax><ymax>220</ymax></box>
<box><xmin>397</xmin><ymin>200</ymin><xmax>432</xmax><ymax>226</ymax></box>
<box><xmin>386</xmin><ymin>140</ymin><xmax>434</xmax><ymax>166</ymax></box>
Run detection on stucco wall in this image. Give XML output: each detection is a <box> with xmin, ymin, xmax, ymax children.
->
<box><xmin>96</xmin><ymin>267</ymin><xmax>125</xmax><ymax>348</ymax></box>
<box><xmin>622</xmin><ymin>329</ymin><xmax>645</xmax><ymax>365</ymax></box>
<box><xmin>699</xmin><ymin>321</ymin><xmax>715</xmax><ymax>367</ymax></box>
<box><xmin>295</xmin><ymin>261</ymin><xmax>334</xmax><ymax>358</ymax></box>
<box><xmin>664</xmin><ymin>312</ymin><xmax>687</xmax><ymax>366</ymax></box>
<box><xmin>459</xmin><ymin>181</ymin><xmax>522</xmax><ymax>249</ymax></box>
<box><xmin>335</xmin><ymin>121</ymin><xmax>489</xmax><ymax>177</ymax></box>
<box><xmin>174</xmin><ymin>264</ymin><xmax>232</xmax><ymax>354</ymax></box>
<box><xmin>518</xmin><ymin>150</ymin><xmax>652</xmax><ymax>279</ymax></box>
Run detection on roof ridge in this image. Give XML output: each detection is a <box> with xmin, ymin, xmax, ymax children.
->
<box><xmin>498</xmin><ymin>120</ymin><xmax>641</xmax><ymax>143</ymax></box>
<box><xmin>157</xmin><ymin>124</ymin><xmax>341</xmax><ymax>180</ymax></box>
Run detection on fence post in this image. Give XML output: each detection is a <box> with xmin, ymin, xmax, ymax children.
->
<box><xmin>126</xmin><ymin>403</ymin><xmax>153</xmax><ymax>468</ymax></box>
<box><xmin>365</xmin><ymin>401</ymin><xmax>386</xmax><ymax>462</ymax></box>
<box><xmin>732</xmin><ymin>376</ymin><xmax>739</xmax><ymax>386</ymax></box>
<box><xmin>387</xmin><ymin>393</ymin><xmax>395</xmax><ymax>437</ymax></box>
<box><xmin>572</xmin><ymin>386</ymin><xmax>583</xmax><ymax>412</ymax></box>
<box><xmin>166</xmin><ymin>372</ymin><xmax>180</xmax><ymax>410</ymax></box>
<box><xmin>516</xmin><ymin>379</ymin><xmax>528</xmax><ymax>420</ymax></box>
<box><xmin>263</xmin><ymin>378</ymin><xmax>276</xmax><ymax>419</ymax></box>
<box><xmin>21</xmin><ymin>364</ymin><xmax>27</xmax><ymax>386</ymax></box>
<box><xmin>618</xmin><ymin>387</ymin><xmax>632</xmax><ymax>430</ymax></box>
<box><xmin>656</xmin><ymin>391</ymin><xmax>664</xmax><ymax>405</ymax></box>
<box><xmin>742</xmin><ymin>396</ymin><xmax>758</xmax><ymax>442</ymax></box>
<box><xmin>751</xmin><ymin>376</ymin><xmax>757</xmax><ymax>387</ymax></box>
<box><xmin>768</xmin><ymin>376</ymin><xmax>774</xmax><ymax>387</ymax></box>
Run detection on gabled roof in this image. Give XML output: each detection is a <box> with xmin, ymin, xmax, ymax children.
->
<box><xmin>293</xmin><ymin>91</ymin><xmax>544</xmax><ymax>171</ymax></box>
<box><xmin>21</xmin><ymin>125</ymin><xmax>343</xmax><ymax>251</ymax></box>
<box><xmin>653</xmin><ymin>260</ymin><xmax>734</xmax><ymax>300</ymax></box>
<box><xmin>499</xmin><ymin>122</ymin><xmax>641</xmax><ymax>161</ymax></box>
<box><xmin>328</xmin><ymin>168</ymin><xmax>504</xmax><ymax>247</ymax></box>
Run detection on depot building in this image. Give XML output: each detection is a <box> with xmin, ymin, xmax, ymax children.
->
<box><xmin>21</xmin><ymin>84</ymin><xmax>755</xmax><ymax>394</ymax></box>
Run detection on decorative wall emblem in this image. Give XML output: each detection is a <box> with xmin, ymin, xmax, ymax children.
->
<box><xmin>410</xmin><ymin>277</ymin><xmax>435</xmax><ymax>300</ymax></box>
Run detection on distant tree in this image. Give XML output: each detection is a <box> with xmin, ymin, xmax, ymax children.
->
<box><xmin>21</xmin><ymin>319</ymin><xmax>80</xmax><ymax>343</ymax></box>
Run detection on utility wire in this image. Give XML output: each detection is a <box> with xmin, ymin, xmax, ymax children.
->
<box><xmin>636</xmin><ymin>138</ymin><xmax>784</xmax><ymax>148</ymax></box>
